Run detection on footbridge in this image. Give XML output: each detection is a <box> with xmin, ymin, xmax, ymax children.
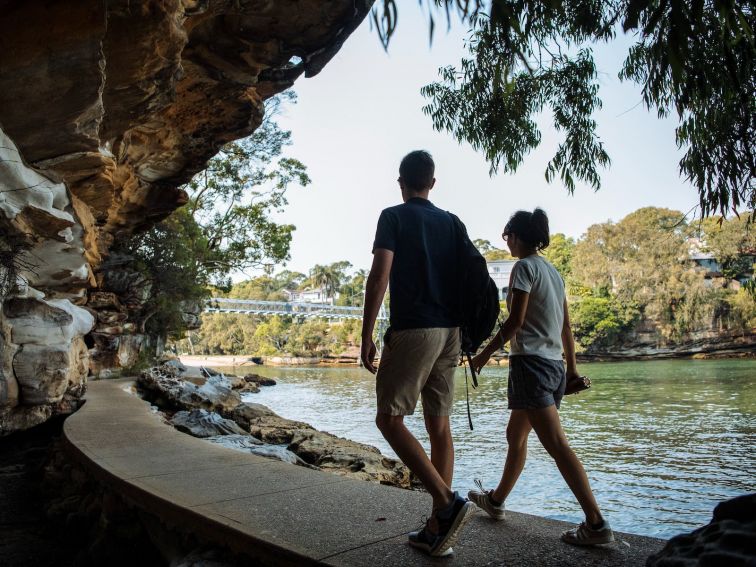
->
<box><xmin>205</xmin><ymin>298</ymin><xmax>389</xmax><ymax>323</ymax></box>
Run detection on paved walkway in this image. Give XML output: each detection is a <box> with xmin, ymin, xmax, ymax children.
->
<box><xmin>63</xmin><ymin>379</ymin><xmax>665</xmax><ymax>566</ymax></box>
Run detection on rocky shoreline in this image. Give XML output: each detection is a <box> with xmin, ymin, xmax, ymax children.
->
<box><xmin>138</xmin><ymin>361</ymin><xmax>411</xmax><ymax>489</ymax></box>
<box><xmin>180</xmin><ymin>347</ymin><xmax>755</xmax><ymax>371</ymax></box>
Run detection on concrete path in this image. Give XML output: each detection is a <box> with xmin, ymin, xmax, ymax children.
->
<box><xmin>63</xmin><ymin>379</ymin><xmax>665</xmax><ymax>566</ymax></box>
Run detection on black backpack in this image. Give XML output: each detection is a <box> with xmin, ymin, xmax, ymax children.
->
<box><xmin>449</xmin><ymin>213</ymin><xmax>501</xmax><ymax>428</ymax></box>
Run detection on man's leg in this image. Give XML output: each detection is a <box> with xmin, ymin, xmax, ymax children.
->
<box><xmin>376</xmin><ymin>413</ymin><xmax>454</xmax><ymax>510</ymax></box>
<box><xmin>526</xmin><ymin>405</ymin><xmax>603</xmax><ymax>524</ymax></box>
<box><xmin>491</xmin><ymin>409</ymin><xmax>531</xmax><ymax>503</ymax></box>
<box><xmin>424</xmin><ymin>414</ymin><xmax>453</xmax><ymax>488</ymax></box>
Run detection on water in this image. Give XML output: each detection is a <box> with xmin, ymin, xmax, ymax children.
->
<box><xmin>219</xmin><ymin>359</ymin><xmax>755</xmax><ymax>539</ymax></box>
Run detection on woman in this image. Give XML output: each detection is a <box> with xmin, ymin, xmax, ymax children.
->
<box><xmin>468</xmin><ymin>208</ymin><xmax>614</xmax><ymax>546</ymax></box>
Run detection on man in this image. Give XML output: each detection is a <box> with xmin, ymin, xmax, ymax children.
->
<box><xmin>361</xmin><ymin>150</ymin><xmax>474</xmax><ymax>557</ymax></box>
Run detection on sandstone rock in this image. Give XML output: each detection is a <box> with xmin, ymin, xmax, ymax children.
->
<box><xmin>0</xmin><ymin>0</ymin><xmax>373</xmax><ymax>433</ymax></box>
<box><xmin>138</xmin><ymin>364</ymin><xmax>241</xmax><ymax>414</ymax></box>
<box><xmin>204</xmin><ymin>434</ymin><xmax>311</xmax><ymax>467</ymax></box>
<box><xmin>241</xmin><ymin>405</ymin><xmax>410</xmax><ymax>488</ymax></box>
<box><xmin>647</xmin><ymin>494</ymin><xmax>756</xmax><ymax>566</ymax></box>
<box><xmin>5</xmin><ymin>297</ymin><xmax>94</xmax><ymax>346</ymax></box>
<box><xmin>244</xmin><ymin>374</ymin><xmax>276</xmax><ymax>386</ymax></box>
<box><xmin>86</xmin><ymin>291</ymin><xmax>123</xmax><ymax>310</ymax></box>
<box><xmin>288</xmin><ymin>429</ymin><xmax>409</xmax><ymax>487</ymax></box>
<box><xmin>229</xmin><ymin>402</ymin><xmax>277</xmax><ymax>431</ymax></box>
<box><xmin>96</xmin><ymin>310</ymin><xmax>128</xmax><ymax>325</ymax></box>
<box><xmin>172</xmin><ymin>409</ymin><xmax>247</xmax><ymax>438</ymax></box>
<box><xmin>13</xmin><ymin>345</ymin><xmax>71</xmax><ymax>404</ymax></box>
<box><xmin>0</xmin><ymin>405</ymin><xmax>52</xmax><ymax>436</ymax></box>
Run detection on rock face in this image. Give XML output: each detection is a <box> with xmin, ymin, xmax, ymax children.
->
<box><xmin>0</xmin><ymin>129</ymin><xmax>95</xmax><ymax>434</ymax></box>
<box><xmin>0</xmin><ymin>1</ymin><xmax>372</xmax><ymax>434</ymax></box>
<box><xmin>582</xmin><ymin>318</ymin><xmax>756</xmax><ymax>360</ymax></box>
<box><xmin>647</xmin><ymin>494</ymin><xmax>756</xmax><ymax>566</ymax></box>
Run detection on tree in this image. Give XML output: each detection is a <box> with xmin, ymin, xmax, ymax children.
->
<box><xmin>185</xmin><ymin>92</ymin><xmax>310</xmax><ymax>284</ymax></box>
<box><xmin>308</xmin><ymin>261</ymin><xmax>352</xmax><ymax>300</ymax></box>
<box><xmin>568</xmin><ymin>206</ymin><xmax>746</xmax><ymax>342</ymax></box>
<box><xmin>474</xmin><ymin>238</ymin><xmax>513</xmax><ymax>260</ymax></box>
<box><xmin>337</xmin><ymin>268</ymin><xmax>368</xmax><ymax>306</ymax></box>
<box><xmin>698</xmin><ymin>215</ymin><xmax>756</xmax><ymax>281</ymax></box>
<box><xmin>115</xmin><ymin>93</ymin><xmax>309</xmax><ymax>341</ymax></box>
<box><xmin>374</xmin><ymin>1</ymin><xmax>755</xmax><ymax>218</ymax></box>
<box><xmin>542</xmin><ymin>233</ymin><xmax>575</xmax><ymax>278</ymax></box>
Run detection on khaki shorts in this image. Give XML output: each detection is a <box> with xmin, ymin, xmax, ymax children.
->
<box><xmin>376</xmin><ymin>327</ymin><xmax>460</xmax><ymax>416</ymax></box>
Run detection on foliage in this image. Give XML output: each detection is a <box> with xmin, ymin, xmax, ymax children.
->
<box><xmin>570</xmin><ymin>295</ymin><xmax>637</xmax><ymax>348</ymax></box>
<box><xmin>116</xmin><ymin>207</ymin><xmax>211</xmax><ymax>336</ymax></box>
<box><xmin>336</xmin><ymin>269</ymin><xmax>368</xmax><ymax>307</ymax></box>
<box><xmin>542</xmin><ymin>233</ymin><xmax>575</xmax><ymax>277</ymax></box>
<box><xmin>374</xmin><ymin>1</ymin><xmax>755</xmax><ymax>217</ymax></box>
<box><xmin>307</xmin><ymin>261</ymin><xmax>352</xmax><ymax>300</ymax></box>
<box><xmin>115</xmin><ymin>93</ymin><xmax>308</xmax><ymax>339</ymax></box>
<box><xmin>475</xmin><ymin>238</ymin><xmax>514</xmax><ymax>260</ymax></box>
<box><xmin>698</xmin><ymin>215</ymin><xmax>756</xmax><ymax>281</ymax></box>
<box><xmin>569</xmin><ymin>206</ymin><xmax>755</xmax><ymax>347</ymax></box>
<box><xmin>175</xmin><ymin>206</ymin><xmax>755</xmax><ymax>356</ymax></box>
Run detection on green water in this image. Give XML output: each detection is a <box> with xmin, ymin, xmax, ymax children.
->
<box><xmin>221</xmin><ymin>359</ymin><xmax>755</xmax><ymax>539</ymax></box>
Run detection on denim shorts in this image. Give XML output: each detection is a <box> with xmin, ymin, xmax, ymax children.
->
<box><xmin>508</xmin><ymin>355</ymin><xmax>566</xmax><ymax>410</ymax></box>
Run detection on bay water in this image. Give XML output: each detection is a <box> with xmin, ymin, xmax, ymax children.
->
<box><xmin>227</xmin><ymin>359</ymin><xmax>755</xmax><ymax>539</ymax></box>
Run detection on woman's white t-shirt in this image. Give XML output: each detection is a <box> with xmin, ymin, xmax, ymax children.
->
<box><xmin>508</xmin><ymin>255</ymin><xmax>565</xmax><ymax>361</ymax></box>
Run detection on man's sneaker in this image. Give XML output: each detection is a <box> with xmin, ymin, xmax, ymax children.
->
<box><xmin>467</xmin><ymin>479</ymin><xmax>506</xmax><ymax>520</ymax></box>
<box><xmin>408</xmin><ymin>527</ymin><xmax>453</xmax><ymax>557</ymax></box>
<box><xmin>561</xmin><ymin>520</ymin><xmax>615</xmax><ymax>546</ymax></box>
<box><xmin>429</xmin><ymin>492</ymin><xmax>476</xmax><ymax>557</ymax></box>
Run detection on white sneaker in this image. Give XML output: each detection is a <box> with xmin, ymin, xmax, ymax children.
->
<box><xmin>467</xmin><ymin>479</ymin><xmax>506</xmax><ymax>520</ymax></box>
<box><xmin>561</xmin><ymin>520</ymin><xmax>615</xmax><ymax>546</ymax></box>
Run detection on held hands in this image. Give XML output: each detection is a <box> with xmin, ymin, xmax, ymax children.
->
<box><xmin>361</xmin><ymin>339</ymin><xmax>377</xmax><ymax>374</ymax></box>
<box><xmin>470</xmin><ymin>350</ymin><xmax>492</xmax><ymax>375</ymax></box>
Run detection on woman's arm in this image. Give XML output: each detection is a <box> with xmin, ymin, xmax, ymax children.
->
<box><xmin>561</xmin><ymin>298</ymin><xmax>579</xmax><ymax>378</ymax></box>
<box><xmin>471</xmin><ymin>288</ymin><xmax>529</xmax><ymax>373</ymax></box>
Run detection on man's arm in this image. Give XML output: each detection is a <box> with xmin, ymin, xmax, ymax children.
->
<box><xmin>361</xmin><ymin>248</ymin><xmax>393</xmax><ymax>373</ymax></box>
<box><xmin>561</xmin><ymin>298</ymin><xmax>579</xmax><ymax>378</ymax></box>
<box><xmin>471</xmin><ymin>288</ymin><xmax>529</xmax><ymax>372</ymax></box>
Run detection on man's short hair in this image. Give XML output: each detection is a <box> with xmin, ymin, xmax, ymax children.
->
<box><xmin>399</xmin><ymin>150</ymin><xmax>435</xmax><ymax>191</ymax></box>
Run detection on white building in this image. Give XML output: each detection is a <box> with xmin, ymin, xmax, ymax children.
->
<box><xmin>282</xmin><ymin>288</ymin><xmax>338</xmax><ymax>305</ymax></box>
<box><xmin>487</xmin><ymin>259</ymin><xmax>517</xmax><ymax>300</ymax></box>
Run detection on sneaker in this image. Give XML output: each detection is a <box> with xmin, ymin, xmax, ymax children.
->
<box><xmin>561</xmin><ymin>520</ymin><xmax>615</xmax><ymax>546</ymax></box>
<box><xmin>408</xmin><ymin>526</ymin><xmax>453</xmax><ymax>557</ymax></box>
<box><xmin>468</xmin><ymin>479</ymin><xmax>506</xmax><ymax>520</ymax></box>
<box><xmin>429</xmin><ymin>492</ymin><xmax>476</xmax><ymax>557</ymax></box>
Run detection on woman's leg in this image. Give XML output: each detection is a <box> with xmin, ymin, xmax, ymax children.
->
<box><xmin>491</xmin><ymin>409</ymin><xmax>532</xmax><ymax>503</ymax></box>
<box><xmin>526</xmin><ymin>405</ymin><xmax>602</xmax><ymax>524</ymax></box>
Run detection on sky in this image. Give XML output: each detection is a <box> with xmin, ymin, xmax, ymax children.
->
<box><xmin>263</xmin><ymin>7</ymin><xmax>700</xmax><ymax>278</ymax></box>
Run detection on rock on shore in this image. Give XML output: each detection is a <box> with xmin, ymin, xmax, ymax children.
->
<box><xmin>647</xmin><ymin>493</ymin><xmax>756</xmax><ymax>566</ymax></box>
<box><xmin>138</xmin><ymin>363</ymin><xmax>409</xmax><ymax>488</ymax></box>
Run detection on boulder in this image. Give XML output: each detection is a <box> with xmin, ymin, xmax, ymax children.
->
<box><xmin>288</xmin><ymin>429</ymin><xmax>409</xmax><ymax>487</ymax></box>
<box><xmin>0</xmin><ymin>405</ymin><xmax>53</xmax><ymax>436</ymax></box>
<box><xmin>138</xmin><ymin>364</ymin><xmax>241</xmax><ymax>414</ymax></box>
<box><xmin>244</xmin><ymin>374</ymin><xmax>276</xmax><ymax>386</ymax></box>
<box><xmin>204</xmin><ymin>435</ymin><xmax>311</xmax><ymax>467</ymax></box>
<box><xmin>647</xmin><ymin>494</ymin><xmax>756</xmax><ymax>566</ymax></box>
<box><xmin>13</xmin><ymin>345</ymin><xmax>71</xmax><ymax>404</ymax></box>
<box><xmin>171</xmin><ymin>409</ymin><xmax>247</xmax><ymax>438</ymax></box>
<box><xmin>240</xmin><ymin>404</ymin><xmax>410</xmax><ymax>488</ymax></box>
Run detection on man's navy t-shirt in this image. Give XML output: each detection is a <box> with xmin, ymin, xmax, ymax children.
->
<box><xmin>372</xmin><ymin>197</ymin><xmax>460</xmax><ymax>330</ymax></box>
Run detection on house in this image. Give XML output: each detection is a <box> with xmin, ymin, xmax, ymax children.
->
<box><xmin>282</xmin><ymin>288</ymin><xmax>338</xmax><ymax>305</ymax></box>
<box><xmin>487</xmin><ymin>259</ymin><xmax>516</xmax><ymax>300</ymax></box>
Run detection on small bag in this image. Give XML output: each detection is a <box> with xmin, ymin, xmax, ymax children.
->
<box><xmin>565</xmin><ymin>375</ymin><xmax>591</xmax><ymax>395</ymax></box>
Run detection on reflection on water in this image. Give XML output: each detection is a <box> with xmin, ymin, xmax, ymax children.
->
<box><xmin>224</xmin><ymin>359</ymin><xmax>756</xmax><ymax>538</ymax></box>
